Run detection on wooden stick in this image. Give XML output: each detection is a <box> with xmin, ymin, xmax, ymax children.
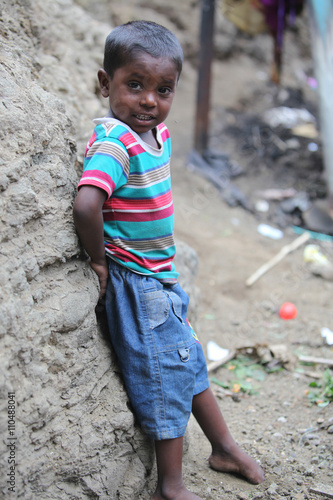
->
<box><xmin>246</xmin><ymin>231</ymin><xmax>311</xmax><ymax>287</ymax></box>
<box><xmin>207</xmin><ymin>349</ymin><xmax>236</xmax><ymax>373</ymax></box>
<box><xmin>298</xmin><ymin>355</ymin><xmax>333</xmax><ymax>367</ymax></box>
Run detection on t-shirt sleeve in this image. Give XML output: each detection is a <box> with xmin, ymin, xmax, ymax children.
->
<box><xmin>77</xmin><ymin>137</ymin><xmax>130</xmax><ymax>198</ymax></box>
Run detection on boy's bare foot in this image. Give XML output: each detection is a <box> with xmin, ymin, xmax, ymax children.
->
<box><xmin>208</xmin><ymin>443</ymin><xmax>265</xmax><ymax>484</ymax></box>
<box><xmin>152</xmin><ymin>484</ymin><xmax>203</xmax><ymax>500</ymax></box>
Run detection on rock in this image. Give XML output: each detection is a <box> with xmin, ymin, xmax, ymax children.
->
<box><xmin>267</xmin><ymin>482</ymin><xmax>279</xmax><ymax>495</ymax></box>
<box><xmin>0</xmin><ymin>1</ymin><xmax>201</xmax><ymax>498</ymax></box>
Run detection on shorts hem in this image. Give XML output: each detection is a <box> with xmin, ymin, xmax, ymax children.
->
<box><xmin>146</xmin><ymin>424</ymin><xmax>188</xmax><ymax>441</ymax></box>
<box><xmin>193</xmin><ymin>379</ymin><xmax>210</xmax><ymax>396</ymax></box>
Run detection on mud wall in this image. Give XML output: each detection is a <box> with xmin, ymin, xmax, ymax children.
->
<box><xmin>0</xmin><ymin>1</ymin><xmax>199</xmax><ymax>498</ymax></box>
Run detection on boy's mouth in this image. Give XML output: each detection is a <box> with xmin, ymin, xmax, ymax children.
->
<box><xmin>135</xmin><ymin>114</ymin><xmax>155</xmax><ymax>121</ymax></box>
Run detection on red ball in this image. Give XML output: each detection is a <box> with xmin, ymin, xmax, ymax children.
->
<box><xmin>279</xmin><ymin>302</ymin><xmax>297</xmax><ymax>320</ymax></box>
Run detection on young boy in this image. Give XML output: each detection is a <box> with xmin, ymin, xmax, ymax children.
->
<box><xmin>73</xmin><ymin>20</ymin><xmax>264</xmax><ymax>500</ymax></box>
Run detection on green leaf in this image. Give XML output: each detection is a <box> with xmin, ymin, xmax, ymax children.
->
<box><xmin>317</xmin><ymin>401</ymin><xmax>329</xmax><ymax>408</ymax></box>
<box><xmin>210</xmin><ymin>377</ymin><xmax>230</xmax><ymax>389</ymax></box>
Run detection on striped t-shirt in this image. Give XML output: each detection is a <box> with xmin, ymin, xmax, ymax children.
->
<box><xmin>78</xmin><ymin>117</ymin><xmax>178</xmax><ymax>282</ymax></box>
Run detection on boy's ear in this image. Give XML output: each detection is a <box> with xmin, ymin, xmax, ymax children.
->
<box><xmin>98</xmin><ymin>69</ymin><xmax>110</xmax><ymax>98</ymax></box>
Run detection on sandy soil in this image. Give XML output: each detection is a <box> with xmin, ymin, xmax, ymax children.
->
<box><xmin>138</xmin><ymin>16</ymin><xmax>333</xmax><ymax>500</ymax></box>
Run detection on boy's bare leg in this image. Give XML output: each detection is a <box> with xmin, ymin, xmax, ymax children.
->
<box><xmin>192</xmin><ymin>387</ymin><xmax>265</xmax><ymax>484</ymax></box>
<box><xmin>152</xmin><ymin>437</ymin><xmax>203</xmax><ymax>500</ymax></box>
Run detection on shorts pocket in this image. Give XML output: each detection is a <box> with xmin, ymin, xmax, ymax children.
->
<box><xmin>144</xmin><ymin>289</ymin><xmax>170</xmax><ymax>330</ymax></box>
<box><xmin>165</xmin><ymin>289</ymin><xmax>185</xmax><ymax>324</ymax></box>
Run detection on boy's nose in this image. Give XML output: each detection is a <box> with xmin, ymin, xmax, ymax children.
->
<box><xmin>140</xmin><ymin>91</ymin><xmax>156</xmax><ymax>108</ymax></box>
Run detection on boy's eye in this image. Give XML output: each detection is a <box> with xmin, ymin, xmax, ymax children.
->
<box><xmin>128</xmin><ymin>82</ymin><xmax>142</xmax><ymax>90</ymax></box>
<box><xmin>159</xmin><ymin>87</ymin><xmax>172</xmax><ymax>96</ymax></box>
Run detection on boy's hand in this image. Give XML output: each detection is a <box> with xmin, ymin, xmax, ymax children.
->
<box><xmin>90</xmin><ymin>259</ymin><xmax>109</xmax><ymax>299</ymax></box>
<box><xmin>73</xmin><ymin>185</ymin><xmax>109</xmax><ymax>301</ymax></box>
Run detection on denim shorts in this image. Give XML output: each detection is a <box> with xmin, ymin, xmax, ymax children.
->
<box><xmin>105</xmin><ymin>259</ymin><xmax>209</xmax><ymax>440</ymax></box>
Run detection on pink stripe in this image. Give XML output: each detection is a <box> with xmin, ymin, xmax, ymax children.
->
<box><xmin>127</xmin><ymin>143</ymin><xmax>145</xmax><ymax>157</ymax></box>
<box><xmin>78</xmin><ymin>179</ymin><xmax>111</xmax><ymax>197</ymax></box>
<box><xmin>106</xmin><ymin>245</ymin><xmax>173</xmax><ymax>271</ymax></box>
<box><xmin>158</xmin><ymin>124</ymin><xmax>170</xmax><ymax>141</ymax></box>
<box><xmin>104</xmin><ymin>204</ymin><xmax>173</xmax><ymax>222</ymax></box>
<box><xmin>85</xmin><ymin>132</ymin><xmax>97</xmax><ymax>156</ymax></box>
<box><xmin>81</xmin><ymin>170</ymin><xmax>115</xmax><ymax>191</ymax></box>
<box><xmin>111</xmin><ymin>191</ymin><xmax>172</xmax><ymax>210</ymax></box>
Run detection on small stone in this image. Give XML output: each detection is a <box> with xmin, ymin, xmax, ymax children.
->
<box><xmin>267</xmin><ymin>482</ymin><xmax>279</xmax><ymax>495</ymax></box>
<box><xmin>272</xmin><ymin>466</ymin><xmax>283</xmax><ymax>476</ymax></box>
<box><xmin>311</xmin><ymin>456</ymin><xmax>319</xmax><ymax>464</ymax></box>
<box><xmin>305</xmin><ymin>467</ymin><xmax>316</xmax><ymax>477</ymax></box>
<box><xmin>236</xmin><ymin>493</ymin><xmax>248</xmax><ymax>500</ymax></box>
<box><xmin>278</xmin><ymin>416</ymin><xmax>287</xmax><ymax>423</ymax></box>
<box><xmin>327</xmin><ymin>425</ymin><xmax>333</xmax><ymax>434</ymax></box>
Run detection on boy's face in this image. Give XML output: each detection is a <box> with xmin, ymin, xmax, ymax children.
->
<box><xmin>98</xmin><ymin>53</ymin><xmax>179</xmax><ymax>135</ymax></box>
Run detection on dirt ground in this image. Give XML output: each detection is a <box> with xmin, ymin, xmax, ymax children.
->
<box><xmin>138</xmin><ymin>14</ymin><xmax>333</xmax><ymax>500</ymax></box>
<box><xmin>80</xmin><ymin>1</ymin><xmax>333</xmax><ymax>496</ymax></box>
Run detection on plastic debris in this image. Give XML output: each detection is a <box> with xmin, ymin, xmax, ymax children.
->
<box><xmin>321</xmin><ymin>327</ymin><xmax>333</xmax><ymax>346</ymax></box>
<box><xmin>256</xmin><ymin>188</ymin><xmax>297</xmax><ymax>200</ymax></box>
<box><xmin>207</xmin><ymin>341</ymin><xmax>229</xmax><ymax>361</ymax></box>
<box><xmin>257</xmin><ymin>223</ymin><xmax>284</xmax><ymax>239</ymax></box>
<box><xmin>263</xmin><ymin>106</ymin><xmax>316</xmax><ymax>129</ymax></box>
<box><xmin>292</xmin><ymin>122</ymin><xmax>318</xmax><ymax>138</ymax></box>
<box><xmin>304</xmin><ymin>244</ymin><xmax>330</xmax><ymax>265</ymax></box>
<box><xmin>279</xmin><ymin>302</ymin><xmax>297</xmax><ymax>320</ymax></box>
<box><xmin>255</xmin><ymin>200</ymin><xmax>270</xmax><ymax>212</ymax></box>
<box><xmin>308</xmin><ymin>142</ymin><xmax>319</xmax><ymax>152</ymax></box>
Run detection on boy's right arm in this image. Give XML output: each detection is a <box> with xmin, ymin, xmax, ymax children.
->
<box><xmin>73</xmin><ymin>185</ymin><xmax>108</xmax><ymax>298</ymax></box>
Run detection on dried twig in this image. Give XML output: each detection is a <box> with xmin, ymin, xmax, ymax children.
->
<box><xmin>207</xmin><ymin>349</ymin><xmax>237</xmax><ymax>373</ymax></box>
<box><xmin>298</xmin><ymin>354</ymin><xmax>333</xmax><ymax>367</ymax></box>
<box><xmin>246</xmin><ymin>231</ymin><xmax>311</xmax><ymax>287</ymax></box>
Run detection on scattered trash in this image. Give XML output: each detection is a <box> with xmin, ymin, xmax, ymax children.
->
<box><xmin>263</xmin><ymin>106</ymin><xmax>316</xmax><ymax>129</ymax></box>
<box><xmin>285</xmin><ymin>137</ymin><xmax>301</xmax><ymax>149</ymax></box>
<box><xmin>303</xmin><ymin>244</ymin><xmax>333</xmax><ymax>281</ymax></box>
<box><xmin>280</xmin><ymin>192</ymin><xmax>311</xmax><ymax>214</ymax></box>
<box><xmin>321</xmin><ymin>327</ymin><xmax>333</xmax><ymax>346</ymax></box>
<box><xmin>291</xmin><ymin>122</ymin><xmax>318</xmax><ymax>139</ymax></box>
<box><xmin>187</xmin><ymin>149</ymin><xmax>253</xmax><ymax>211</ymax></box>
<box><xmin>207</xmin><ymin>341</ymin><xmax>229</xmax><ymax>361</ymax></box>
<box><xmin>257</xmin><ymin>223</ymin><xmax>284</xmax><ymax>239</ymax></box>
<box><xmin>303</xmin><ymin>244</ymin><xmax>330</xmax><ymax>265</ymax></box>
<box><xmin>255</xmin><ymin>200</ymin><xmax>270</xmax><ymax>213</ymax></box>
<box><xmin>293</xmin><ymin>225</ymin><xmax>333</xmax><ymax>242</ymax></box>
<box><xmin>210</xmin><ymin>342</ymin><xmax>304</xmax><ymax>398</ymax></box>
<box><xmin>308</xmin><ymin>142</ymin><xmax>319</xmax><ymax>152</ymax></box>
<box><xmin>279</xmin><ymin>302</ymin><xmax>297</xmax><ymax>320</ymax></box>
<box><xmin>255</xmin><ymin>188</ymin><xmax>297</xmax><ymax>201</ymax></box>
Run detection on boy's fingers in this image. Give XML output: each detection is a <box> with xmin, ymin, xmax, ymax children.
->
<box><xmin>99</xmin><ymin>277</ymin><xmax>108</xmax><ymax>298</ymax></box>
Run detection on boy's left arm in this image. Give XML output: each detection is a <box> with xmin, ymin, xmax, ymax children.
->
<box><xmin>73</xmin><ymin>185</ymin><xmax>108</xmax><ymax>298</ymax></box>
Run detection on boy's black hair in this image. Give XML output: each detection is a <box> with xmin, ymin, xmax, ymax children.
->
<box><xmin>103</xmin><ymin>20</ymin><xmax>183</xmax><ymax>78</ymax></box>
